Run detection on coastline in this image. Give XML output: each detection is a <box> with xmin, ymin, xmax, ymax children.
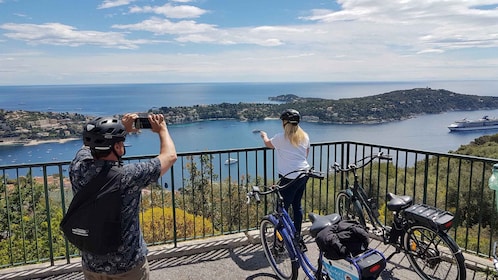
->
<box><xmin>0</xmin><ymin>138</ymin><xmax>80</xmax><ymax>147</ymax></box>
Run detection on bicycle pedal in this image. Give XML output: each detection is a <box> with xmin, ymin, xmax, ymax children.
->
<box><xmin>274</xmin><ymin>239</ymin><xmax>285</xmax><ymax>253</ymax></box>
<box><xmin>372</xmin><ymin>229</ymin><xmax>383</xmax><ymax>236</ymax></box>
<box><xmin>298</xmin><ymin>239</ymin><xmax>308</xmax><ymax>252</ymax></box>
<box><xmin>275</xmin><ymin>245</ymin><xmax>285</xmax><ymax>253</ymax></box>
<box><xmin>300</xmin><ymin>243</ymin><xmax>308</xmax><ymax>252</ymax></box>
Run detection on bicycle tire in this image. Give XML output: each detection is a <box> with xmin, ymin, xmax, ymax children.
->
<box><xmin>260</xmin><ymin>217</ymin><xmax>299</xmax><ymax>280</ymax></box>
<box><xmin>335</xmin><ymin>191</ymin><xmax>367</xmax><ymax>227</ymax></box>
<box><xmin>403</xmin><ymin>224</ymin><xmax>466</xmax><ymax>280</ymax></box>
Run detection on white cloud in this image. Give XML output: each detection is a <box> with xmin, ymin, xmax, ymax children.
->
<box><xmin>112</xmin><ymin>17</ymin><xmax>217</xmax><ymax>35</ymax></box>
<box><xmin>299</xmin><ymin>0</ymin><xmax>498</xmax><ymax>54</ymax></box>
<box><xmin>0</xmin><ymin>23</ymin><xmax>143</xmax><ymax>49</ymax></box>
<box><xmin>98</xmin><ymin>0</ymin><xmax>135</xmax><ymax>9</ymax></box>
<box><xmin>129</xmin><ymin>3</ymin><xmax>207</xmax><ymax>19</ymax></box>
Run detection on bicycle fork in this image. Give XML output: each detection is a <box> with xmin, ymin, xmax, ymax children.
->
<box><xmin>274</xmin><ymin>221</ymin><xmax>302</xmax><ymax>254</ymax></box>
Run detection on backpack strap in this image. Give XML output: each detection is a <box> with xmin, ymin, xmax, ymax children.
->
<box><xmin>67</xmin><ymin>164</ymin><xmax>120</xmax><ymax>212</ymax></box>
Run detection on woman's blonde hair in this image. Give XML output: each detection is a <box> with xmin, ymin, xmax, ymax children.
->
<box><xmin>283</xmin><ymin>122</ymin><xmax>308</xmax><ymax>147</ymax></box>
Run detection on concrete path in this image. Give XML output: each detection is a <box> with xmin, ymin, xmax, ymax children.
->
<box><xmin>0</xmin><ymin>228</ymin><xmax>494</xmax><ymax>280</ymax></box>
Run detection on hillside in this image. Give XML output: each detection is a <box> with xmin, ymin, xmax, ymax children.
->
<box><xmin>452</xmin><ymin>134</ymin><xmax>498</xmax><ymax>158</ymax></box>
<box><xmin>155</xmin><ymin>87</ymin><xmax>498</xmax><ymax>124</ymax></box>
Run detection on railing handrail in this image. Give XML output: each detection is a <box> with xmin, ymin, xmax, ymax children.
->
<box><xmin>3</xmin><ymin>140</ymin><xmax>497</xmax><ymax>169</ymax></box>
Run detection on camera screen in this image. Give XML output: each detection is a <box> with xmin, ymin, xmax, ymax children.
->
<box><xmin>134</xmin><ymin>115</ymin><xmax>152</xmax><ymax>129</ymax></box>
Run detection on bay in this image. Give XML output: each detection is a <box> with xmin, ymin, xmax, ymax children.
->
<box><xmin>1</xmin><ymin>81</ymin><xmax>498</xmax><ymax>167</ymax></box>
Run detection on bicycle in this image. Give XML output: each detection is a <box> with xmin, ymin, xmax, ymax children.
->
<box><xmin>246</xmin><ymin>168</ymin><xmax>386</xmax><ymax>280</ymax></box>
<box><xmin>332</xmin><ymin>152</ymin><xmax>466</xmax><ymax>280</ymax></box>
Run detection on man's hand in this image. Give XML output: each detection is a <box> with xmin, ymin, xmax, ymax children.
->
<box><xmin>149</xmin><ymin>114</ymin><xmax>166</xmax><ymax>133</ymax></box>
<box><xmin>122</xmin><ymin>113</ymin><xmax>139</xmax><ymax>133</ymax></box>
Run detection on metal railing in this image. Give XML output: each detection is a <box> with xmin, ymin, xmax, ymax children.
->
<box><xmin>0</xmin><ymin>141</ymin><xmax>497</xmax><ymax>270</ymax></box>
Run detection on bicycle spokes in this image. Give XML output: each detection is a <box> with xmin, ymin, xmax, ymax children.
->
<box><xmin>409</xmin><ymin>230</ymin><xmax>442</xmax><ymax>263</ymax></box>
<box><xmin>405</xmin><ymin>226</ymin><xmax>464</xmax><ymax>279</ymax></box>
<box><xmin>409</xmin><ymin>239</ymin><xmax>442</xmax><ymax>269</ymax></box>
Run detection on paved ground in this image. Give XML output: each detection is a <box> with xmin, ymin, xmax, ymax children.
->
<box><xmin>0</xmin><ymin>227</ymin><xmax>495</xmax><ymax>280</ymax></box>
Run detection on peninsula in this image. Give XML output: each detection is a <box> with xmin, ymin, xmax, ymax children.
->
<box><xmin>2</xmin><ymin>87</ymin><xmax>498</xmax><ymax>146</ymax></box>
<box><xmin>153</xmin><ymin>87</ymin><xmax>498</xmax><ymax>124</ymax></box>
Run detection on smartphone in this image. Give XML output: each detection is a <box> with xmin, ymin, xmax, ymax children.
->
<box><xmin>134</xmin><ymin>114</ymin><xmax>152</xmax><ymax>129</ymax></box>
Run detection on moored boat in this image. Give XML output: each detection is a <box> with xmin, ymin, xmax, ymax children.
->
<box><xmin>448</xmin><ymin>116</ymin><xmax>498</xmax><ymax>131</ymax></box>
<box><xmin>224</xmin><ymin>157</ymin><xmax>238</xmax><ymax>165</ymax></box>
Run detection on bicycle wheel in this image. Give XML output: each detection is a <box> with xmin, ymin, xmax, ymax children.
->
<box><xmin>260</xmin><ymin>217</ymin><xmax>298</xmax><ymax>280</ymax></box>
<box><xmin>335</xmin><ymin>191</ymin><xmax>366</xmax><ymax>227</ymax></box>
<box><xmin>403</xmin><ymin>225</ymin><xmax>466</xmax><ymax>280</ymax></box>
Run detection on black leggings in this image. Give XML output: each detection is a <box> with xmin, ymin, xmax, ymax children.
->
<box><xmin>279</xmin><ymin>175</ymin><xmax>309</xmax><ymax>236</ymax></box>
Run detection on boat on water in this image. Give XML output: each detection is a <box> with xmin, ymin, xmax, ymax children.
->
<box><xmin>224</xmin><ymin>158</ymin><xmax>238</xmax><ymax>165</ymax></box>
<box><xmin>448</xmin><ymin>116</ymin><xmax>498</xmax><ymax>132</ymax></box>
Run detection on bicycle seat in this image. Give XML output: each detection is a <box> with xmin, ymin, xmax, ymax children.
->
<box><xmin>308</xmin><ymin>213</ymin><xmax>341</xmax><ymax>237</ymax></box>
<box><xmin>386</xmin><ymin>192</ymin><xmax>413</xmax><ymax>211</ymax></box>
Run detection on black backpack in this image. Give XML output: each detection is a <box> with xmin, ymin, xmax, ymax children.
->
<box><xmin>60</xmin><ymin>164</ymin><xmax>123</xmax><ymax>255</ymax></box>
<box><xmin>315</xmin><ymin>219</ymin><xmax>370</xmax><ymax>260</ymax></box>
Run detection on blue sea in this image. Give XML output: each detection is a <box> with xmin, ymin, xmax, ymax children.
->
<box><xmin>1</xmin><ymin>80</ymin><xmax>498</xmax><ymax>166</ymax></box>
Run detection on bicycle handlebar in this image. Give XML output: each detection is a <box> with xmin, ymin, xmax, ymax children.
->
<box><xmin>331</xmin><ymin>152</ymin><xmax>392</xmax><ymax>173</ymax></box>
<box><xmin>246</xmin><ymin>168</ymin><xmax>324</xmax><ymax>204</ymax></box>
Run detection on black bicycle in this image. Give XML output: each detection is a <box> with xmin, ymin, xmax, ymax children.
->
<box><xmin>332</xmin><ymin>152</ymin><xmax>466</xmax><ymax>280</ymax></box>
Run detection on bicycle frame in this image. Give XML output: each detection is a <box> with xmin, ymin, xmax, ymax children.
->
<box><xmin>341</xmin><ymin>162</ymin><xmax>411</xmax><ymax>251</ymax></box>
<box><xmin>342</xmin><ymin>164</ymin><xmax>389</xmax><ymax>234</ymax></box>
<box><xmin>267</xmin><ymin>198</ymin><xmax>322</xmax><ymax>279</ymax></box>
<box><xmin>248</xmin><ymin>168</ymin><xmax>329</xmax><ymax>280</ymax></box>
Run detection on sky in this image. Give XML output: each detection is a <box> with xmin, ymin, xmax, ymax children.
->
<box><xmin>1</xmin><ymin>0</ymin><xmax>498</xmax><ymax>86</ymax></box>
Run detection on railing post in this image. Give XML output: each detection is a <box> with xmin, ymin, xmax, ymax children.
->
<box><xmin>423</xmin><ymin>154</ymin><xmax>429</xmax><ymax>204</ymax></box>
<box><xmin>42</xmin><ymin>166</ymin><xmax>55</xmax><ymax>266</ymax></box>
<box><xmin>59</xmin><ymin>164</ymin><xmax>71</xmax><ymax>263</ymax></box>
<box><xmin>263</xmin><ymin>149</ymin><xmax>268</xmax><ymax>214</ymax></box>
<box><xmin>170</xmin><ymin>167</ymin><xmax>177</xmax><ymax>248</ymax></box>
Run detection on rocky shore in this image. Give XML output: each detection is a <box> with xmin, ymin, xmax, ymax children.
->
<box><xmin>0</xmin><ymin>138</ymin><xmax>80</xmax><ymax>147</ymax></box>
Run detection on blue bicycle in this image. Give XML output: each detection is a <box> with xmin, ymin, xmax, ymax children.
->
<box><xmin>246</xmin><ymin>168</ymin><xmax>386</xmax><ymax>280</ymax></box>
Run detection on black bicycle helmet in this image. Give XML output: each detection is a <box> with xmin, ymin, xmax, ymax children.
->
<box><xmin>83</xmin><ymin>117</ymin><xmax>127</xmax><ymax>150</ymax></box>
<box><xmin>280</xmin><ymin>109</ymin><xmax>300</xmax><ymax>124</ymax></box>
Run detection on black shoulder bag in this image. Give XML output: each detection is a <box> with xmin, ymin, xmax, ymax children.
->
<box><xmin>60</xmin><ymin>164</ymin><xmax>123</xmax><ymax>255</ymax></box>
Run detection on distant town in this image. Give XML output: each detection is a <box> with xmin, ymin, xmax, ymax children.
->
<box><xmin>2</xmin><ymin>87</ymin><xmax>498</xmax><ymax>146</ymax></box>
<box><xmin>0</xmin><ymin>111</ymin><xmax>87</xmax><ymax>146</ymax></box>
